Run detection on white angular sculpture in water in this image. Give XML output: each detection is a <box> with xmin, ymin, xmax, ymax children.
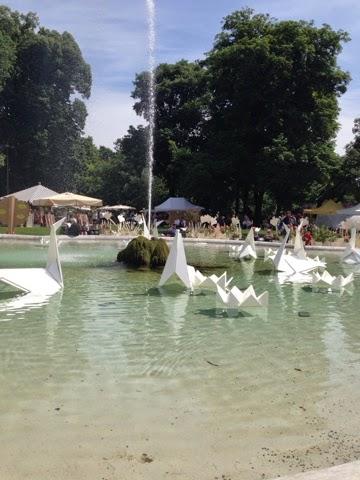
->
<box><xmin>263</xmin><ymin>246</ymin><xmax>276</xmax><ymax>262</ymax></box>
<box><xmin>198</xmin><ymin>271</ymin><xmax>233</xmax><ymax>291</ymax></box>
<box><xmin>342</xmin><ymin>228</ymin><xmax>360</xmax><ymax>264</ymax></box>
<box><xmin>0</xmin><ymin>217</ymin><xmax>65</xmax><ymax>295</ymax></box>
<box><xmin>293</xmin><ymin>220</ymin><xmax>307</xmax><ymax>259</ymax></box>
<box><xmin>239</xmin><ymin>227</ymin><xmax>257</xmax><ymax>259</ymax></box>
<box><xmin>216</xmin><ymin>284</ymin><xmax>269</xmax><ymax>308</ymax></box>
<box><xmin>229</xmin><ymin>228</ymin><xmax>257</xmax><ymax>260</ymax></box>
<box><xmin>187</xmin><ymin>265</ymin><xmax>206</xmax><ymax>289</ymax></box>
<box><xmin>269</xmin><ymin>225</ymin><xmax>326</xmax><ymax>274</ymax></box>
<box><xmin>142</xmin><ymin>214</ymin><xmax>151</xmax><ymax>240</ymax></box>
<box><xmin>311</xmin><ymin>270</ymin><xmax>354</xmax><ymax>290</ymax></box>
<box><xmin>159</xmin><ymin>231</ymin><xmax>233</xmax><ymax>291</ymax></box>
<box><xmin>159</xmin><ymin>230</ymin><xmax>192</xmax><ymax>289</ymax></box>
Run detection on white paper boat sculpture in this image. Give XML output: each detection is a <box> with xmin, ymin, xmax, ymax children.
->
<box><xmin>195</xmin><ymin>271</ymin><xmax>233</xmax><ymax>291</ymax></box>
<box><xmin>342</xmin><ymin>228</ymin><xmax>360</xmax><ymax>265</ymax></box>
<box><xmin>0</xmin><ymin>217</ymin><xmax>65</xmax><ymax>297</ymax></box>
<box><xmin>216</xmin><ymin>284</ymin><xmax>269</xmax><ymax>308</ymax></box>
<box><xmin>229</xmin><ymin>228</ymin><xmax>257</xmax><ymax>260</ymax></box>
<box><xmin>311</xmin><ymin>270</ymin><xmax>354</xmax><ymax>290</ymax></box>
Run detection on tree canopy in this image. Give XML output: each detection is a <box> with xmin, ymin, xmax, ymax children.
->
<box><xmin>0</xmin><ymin>6</ymin><xmax>356</xmax><ymax>219</ymax></box>
<box><xmin>131</xmin><ymin>8</ymin><xmax>351</xmax><ymax>219</ymax></box>
<box><xmin>0</xmin><ymin>6</ymin><xmax>91</xmax><ymax>194</ymax></box>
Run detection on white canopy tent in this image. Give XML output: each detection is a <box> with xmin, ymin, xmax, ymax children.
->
<box><xmin>32</xmin><ymin>192</ymin><xmax>102</xmax><ymax>207</ymax></box>
<box><xmin>100</xmin><ymin>205</ymin><xmax>135</xmax><ymax>211</ymax></box>
<box><xmin>3</xmin><ymin>183</ymin><xmax>58</xmax><ymax>204</ymax></box>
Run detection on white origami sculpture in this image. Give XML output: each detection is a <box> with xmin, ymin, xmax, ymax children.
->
<box><xmin>159</xmin><ymin>230</ymin><xmax>192</xmax><ymax>289</ymax></box>
<box><xmin>198</xmin><ymin>271</ymin><xmax>233</xmax><ymax>291</ymax></box>
<box><xmin>293</xmin><ymin>220</ymin><xmax>307</xmax><ymax>259</ymax></box>
<box><xmin>159</xmin><ymin>231</ymin><xmax>233</xmax><ymax>291</ymax></box>
<box><xmin>229</xmin><ymin>227</ymin><xmax>257</xmax><ymax>260</ymax></box>
<box><xmin>311</xmin><ymin>270</ymin><xmax>354</xmax><ymax>290</ymax></box>
<box><xmin>141</xmin><ymin>214</ymin><xmax>151</xmax><ymax>240</ymax></box>
<box><xmin>268</xmin><ymin>225</ymin><xmax>325</xmax><ymax>274</ymax></box>
<box><xmin>0</xmin><ymin>217</ymin><xmax>65</xmax><ymax>296</ymax></box>
<box><xmin>151</xmin><ymin>222</ymin><xmax>159</xmax><ymax>238</ymax></box>
<box><xmin>263</xmin><ymin>246</ymin><xmax>276</xmax><ymax>262</ymax></box>
<box><xmin>216</xmin><ymin>284</ymin><xmax>269</xmax><ymax>308</ymax></box>
<box><xmin>342</xmin><ymin>228</ymin><xmax>360</xmax><ymax>264</ymax></box>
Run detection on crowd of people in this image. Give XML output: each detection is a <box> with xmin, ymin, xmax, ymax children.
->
<box><xmin>198</xmin><ymin>210</ymin><xmax>316</xmax><ymax>244</ymax></box>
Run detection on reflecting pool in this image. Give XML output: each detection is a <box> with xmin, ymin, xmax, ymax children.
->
<box><xmin>1</xmin><ymin>241</ymin><xmax>360</xmax><ymax>480</ymax></box>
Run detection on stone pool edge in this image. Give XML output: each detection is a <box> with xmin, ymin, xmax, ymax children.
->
<box><xmin>272</xmin><ymin>459</ymin><xmax>360</xmax><ymax>479</ymax></box>
<box><xmin>0</xmin><ymin>234</ymin><xmax>346</xmax><ymax>253</ymax></box>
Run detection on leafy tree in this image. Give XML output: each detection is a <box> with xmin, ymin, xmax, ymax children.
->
<box><xmin>0</xmin><ymin>7</ymin><xmax>91</xmax><ymax>195</ymax></box>
<box><xmin>79</xmin><ymin>129</ymin><xmax>168</xmax><ymax>209</ymax></box>
<box><xmin>205</xmin><ymin>8</ymin><xmax>350</xmax><ymax>220</ymax></box>
<box><xmin>326</xmin><ymin>118</ymin><xmax>360</xmax><ymax>203</ymax></box>
<box><xmin>132</xmin><ymin>60</ymin><xmax>210</xmax><ymax>196</ymax></box>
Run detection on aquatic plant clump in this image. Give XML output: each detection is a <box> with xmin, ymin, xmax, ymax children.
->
<box><xmin>150</xmin><ymin>238</ymin><xmax>169</xmax><ymax>268</ymax></box>
<box><xmin>117</xmin><ymin>236</ymin><xmax>169</xmax><ymax>268</ymax></box>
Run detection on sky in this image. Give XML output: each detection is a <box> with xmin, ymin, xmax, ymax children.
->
<box><xmin>3</xmin><ymin>0</ymin><xmax>360</xmax><ymax>153</ymax></box>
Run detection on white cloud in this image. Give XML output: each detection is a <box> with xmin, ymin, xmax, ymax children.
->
<box><xmin>84</xmin><ymin>87</ymin><xmax>143</xmax><ymax>148</ymax></box>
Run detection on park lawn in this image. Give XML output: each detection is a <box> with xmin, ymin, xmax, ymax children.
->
<box><xmin>0</xmin><ymin>226</ymin><xmax>50</xmax><ymax>235</ymax></box>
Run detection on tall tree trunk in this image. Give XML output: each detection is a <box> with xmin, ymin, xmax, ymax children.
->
<box><xmin>242</xmin><ymin>187</ymin><xmax>249</xmax><ymax>213</ymax></box>
<box><xmin>235</xmin><ymin>180</ymin><xmax>240</xmax><ymax>214</ymax></box>
<box><xmin>254</xmin><ymin>190</ymin><xmax>264</xmax><ymax>225</ymax></box>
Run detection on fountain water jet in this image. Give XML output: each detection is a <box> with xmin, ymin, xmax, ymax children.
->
<box><xmin>146</xmin><ymin>0</ymin><xmax>156</xmax><ymax>231</ymax></box>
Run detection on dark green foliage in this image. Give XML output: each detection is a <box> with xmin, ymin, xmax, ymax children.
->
<box><xmin>78</xmin><ymin>129</ymin><xmax>168</xmax><ymax>209</ymax></box>
<box><xmin>131</xmin><ymin>8</ymin><xmax>349</xmax><ymax>219</ymax></box>
<box><xmin>150</xmin><ymin>238</ymin><xmax>169</xmax><ymax>268</ymax></box>
<box><xmin>0</xmin><ymin>6</ymin><xmax>91</xmax><ymax>195</ymax></box>
<box><xmin>326</xmin><ymin>118</ymin><xmax>360</xmax><ymax>204</ymax></box>
<box><xmin>117</xmin><ymin>236</ymin><xmax>152</xmax><ymax>267</ymax></box>
<box><xmin>117</xmin><ymin>236</ymin><xmax>169</xmax><ymax>269</ymax></box>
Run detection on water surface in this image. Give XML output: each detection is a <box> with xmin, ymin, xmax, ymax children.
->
<box><xmin>1</xmin><ymin>242</ymin><xmax>360</xmax><ymax>480</ymax></box>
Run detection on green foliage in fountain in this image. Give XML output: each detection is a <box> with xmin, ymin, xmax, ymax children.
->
<box><xmin>117</xmin><ymin>236</ymin><xmax>169</xmax><ymax>268</ymax></box>
<box><xmin>150</xmin><ymin>238</ymin><xmax>169</xmax><ymax>268</ymax></box>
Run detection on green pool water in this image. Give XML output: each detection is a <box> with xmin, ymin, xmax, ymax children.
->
<box><xmin>0</xmin><ymin>241</ymin><xmax>360</xmax><ymax>480</ymax></box>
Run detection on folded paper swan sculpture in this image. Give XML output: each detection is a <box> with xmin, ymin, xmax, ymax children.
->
<box><xmin>266</xmin><ymin>225</ymin><xmax>326</xmax><ymax>274</ymax></box>
<box><xmin>0</xmin><ymin>217</ymin><xmax>65</xmax><ymax>296</ymax></box>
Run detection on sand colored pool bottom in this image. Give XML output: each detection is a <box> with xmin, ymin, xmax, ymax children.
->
<box><xmin>0</xmin><ymin>242</ymin><xmax>360</xmax><ymax>479</ymax></box>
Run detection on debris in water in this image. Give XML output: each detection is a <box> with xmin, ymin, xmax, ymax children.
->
<box><xmin>206</xmin><ymin>360</ymin><xmax>220</xmax><ymax>367</ymax></box>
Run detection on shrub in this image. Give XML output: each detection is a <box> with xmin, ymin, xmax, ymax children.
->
<box><xmin>313</xmin><ymin>226</ymin><xmax>338</xmax><ymax>244</ymax></box>
<box><xmin>117</xmin><ymin>236</ymin><xmax>152</xmax><ymax>267</ymax></box>
<box><xmin>150</xmin><ymin>238</ymin><xmax>169</xmax><ymax>268</ymax></box>
<box><xmin>117</xmin><ymin>236</ymin><xmax>169</xmax><ymax>268</ymax></box>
